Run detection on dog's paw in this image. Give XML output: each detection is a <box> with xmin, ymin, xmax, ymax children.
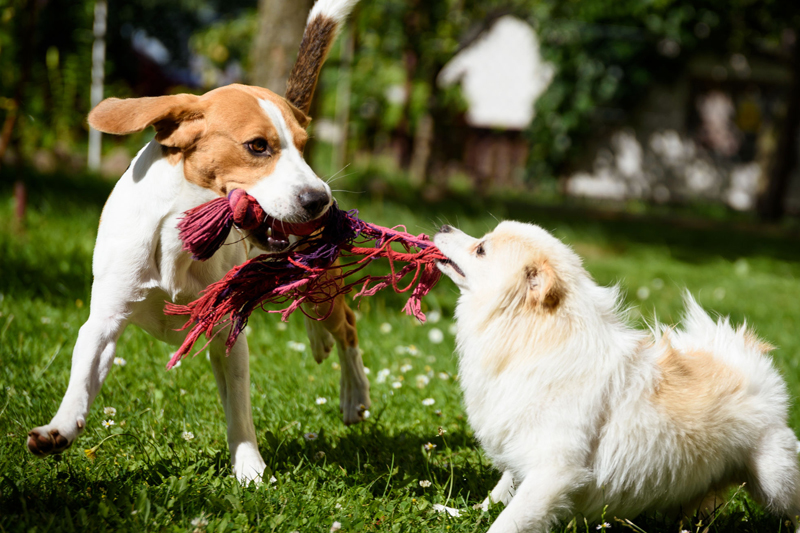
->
<box><xmin>27</xmin><ymin>423</ymin><xmax>79</xmax><ymax>457</ymax></box>
<box><xmin>231</xmin><ymin>443</ymin><xmax>267</xmax><ymax>486</ymax></box>
<box><xmin>477</xmin><ymin>497</ymin><xmax>491</xmax><ymax>512</ymax></box>
<box><xmin>306</xmin><ymin>318</ymin><xmax>335</xmax><ymax>364</ymax></box>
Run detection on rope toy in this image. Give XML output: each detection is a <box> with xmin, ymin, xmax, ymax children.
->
<box><xmin>164</xmin><ymin>190</ymin><xmax>446</xmax><ymax>369</ymax></box>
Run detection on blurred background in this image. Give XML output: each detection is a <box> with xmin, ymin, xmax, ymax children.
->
<box><xmin>3</xmin><ymin>3</ymin><xmax>800</xmax><ymax>530</ymax></box>
<box><xmin>2</xmin><ymin>0</ymin><xmax>800</xmax><ymax>222</ymax></box>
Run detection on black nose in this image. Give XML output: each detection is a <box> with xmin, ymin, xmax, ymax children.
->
<box><xmin>439</xmin><ymin>224</ymin><xmax>453</xmax><ymax>233</ymax></box>
<box><xmin>298</xmin><ymin>188</ymin><xmax>330</xmax><ymax>218</ymax></box>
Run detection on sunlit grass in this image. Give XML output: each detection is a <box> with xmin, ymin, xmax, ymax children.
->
<box><xmin>1</xmin><ymin>170</ymin><xmax>800</xmax><ymax>532</ymax></box>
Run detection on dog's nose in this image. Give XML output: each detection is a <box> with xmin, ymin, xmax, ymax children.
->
<box><xmin>438</xmin><ymin>225</ymin><xmax>453</xmax><ymax>233</ymax></box>
<box><xmin>298</xmin><ymin>188</ymin><xmax>329</xmax><ymax>218</ymax></box>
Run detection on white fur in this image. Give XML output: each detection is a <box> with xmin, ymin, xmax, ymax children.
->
<box><xmin>307</xmin><ymin>0</ymin><xmax>359</xmax><ymax>25</ymax></box>
<box><xmin>434</xmin><ymin>221</ymin><xmax>800</xmax><ymax>532</ymax></box>
<box><xmin>247</xmin><ymin>99</ymin><xmax>332</xmax><ymax>223</ymax></box>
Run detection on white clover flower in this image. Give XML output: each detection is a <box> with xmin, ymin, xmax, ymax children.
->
<box><xmin>287</xmin><ymin>340</ymin><xmax>306</xmax><ymax>352</ymax></box>
<box><xmin>331</xmin><ymin>362</ymin><xmax>340</xmax><ymax>370</ymax></box>
<box><xmin>416</xmin><ymin>374</ymin><xmax>430</xmax><ymax>388</ymax></box>
<box><xmin>419</xmin><ymin>480</ymin><xmax>431</xmax><ymax>488</ymax></box>
<box><xmin>362</xmin><ymin>410</ymin><xmax>370</xmax><ymax>419</ymax></box>
<box><xmin>422</xmin><ymin>398</ymin><xmax>435</xmax><ymax>406</ymax></box>
<box><xmin>335</xmin><ymin>503</ymin><xmax>342</xmax><ymax>509</ymax></box>
<box><xmin>330</xmin><ymin>522</ymin><xmax>342</xmax><ymax>532</ymax></box>
<box><xmin>448</xmin><ymin>323</ymin><xmax>457</xmax><ymax>335</ymax></box>
<box><xmin>408</xmin><ymin>345</ymin><xmax>420</xmax><ymax>356</ymax></box>
<box><xmin>400</xmin><ymin>363</ymin><xmax>413</xmax><ymax>373</ymax></box>
<box><xmin>428</xmin><ymin>328</ymin><xmax>444</xmax><ymax>344</ymax></box>
<box><xmin>636</xmin><ymin>286</ymin><xmax>650</xmax><ymax>300</ymax></box>
<box><xmin>363</xmin><ymin>367</ymin><xmax>371</xmax><ymax>375</ymax></box>
<box><xmin>103</xmin><ymin>407</ymin><xmax>116</xmax><ymax>417</ymax></box>
<box><xmin>379</xmin><ymin>322</ymin><xmax>392</xmax><ymax>334</ymax></box>
<box><xmin>113</xmin><ymin>357</ymin><xmax>126</xmax><ymax>366</ymax></box>
<box><xmin>391</xmin><ymin>381</ymin><xmax>402</xmax><ymax>389</ymax></box>
<box><xmin>102</xmin><ymin>419</ymin><xmax>115</xmax><ymax>428</ymax></box>
<box><xmin>376</xmin><ymin>368</ymin><xmax>391</xmax><ymax>383</ymax></box>
<box><xmin>316</xmin><ymin>397</ymin><xmax>328</xmax><ymax>405</ymax></box>
<box><xmin>304</xmin><ymin>432</ymin><xmax>318</xmax><ymax>441</ymax></box>
<box><xmin>245</xmin><ymin>326</ymin><xmax>253</xmax><ymax>335</ymax></box>
<box><xmin>180</xmin><ymin>389</ymin><xmax>187</xmax><ymax>396</ymax></box>
<box><xmin>191</xmin><ymin>516</ymin><xmax>209</xmax><ymax>527</ymax></box>
<box><xmin>269</xmin><ymin>475</ymin><xmax>277</xmax><ymax>484</ymax></box>
<box><xmin>276</xmin><ymin>322</ymin><xmax>288</xmax><ymax>331</ymax></box>
<box><xmin>427</xmin><ymin>310</ymin><xmax>442</xmax><ymax>323</ymax></box>
<box><xmin>182</xmin><ymin>431</ymin><xmax>194</xmax><ymax>441</ymax></box>
<box><xmin>394</xmin><ymin>345</ymin><xmax>408</xmax><ymax>355</ymax></box>
<box><xmin>438</xmin><ymin>372</ymin><xmax>450</xmax><ymax>380</ymax></box>
<box><xmin>432</xmin><ymin>504</ymin><xmax>460</xmax><ymax>517</ymax></box>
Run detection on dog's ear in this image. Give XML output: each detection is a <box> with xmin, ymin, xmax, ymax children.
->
<box><xmin>286</xmin><ymin>99</ymin><xmax>311</xmax><ymax>129</ymax></box>
<box><xmin>88</xmin><ymin>94</ymin><xmax>206</xmax><ymax>149</ymax></box>
<box><xmin>525</xmin><ymin>261</ymin><xmax>564</xmax><ymax>311</ymax></box>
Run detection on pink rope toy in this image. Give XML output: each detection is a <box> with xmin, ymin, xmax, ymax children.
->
<box><xmin>164</xmin><ymin>189</ymin><xmax>446</xmax><ymax>369</ymax></box>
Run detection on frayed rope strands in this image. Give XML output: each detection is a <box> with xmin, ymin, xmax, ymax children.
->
<box><xmin>164</xmin><ymin>190</ymin><xmax>446</xmax><ymax>369</ymax></box>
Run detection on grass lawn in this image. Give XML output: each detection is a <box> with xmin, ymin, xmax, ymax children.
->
<box><xmin>2</xmin><ymin>168</ymin><xmax>800</xmax><ymax>532</ymax></box>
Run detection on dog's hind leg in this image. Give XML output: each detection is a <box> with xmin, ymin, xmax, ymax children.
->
<box><xmin>209</xmin><ymin>333</ymin><xmax>266</xmax><ymax>485</ymax></box>
<box><xmin>28</xmin><ymin>284</ymin><xmax>129</xmax><ymax>456</ymax></box>
<box><xmin>306</xmin><ymin>315</ymin><xmax>335</xmax><ymax>364</ymax></box>
<box><xmin>744</xmin><ymin>426</ymin><xmax>800</xmax><ymax>530</ymax></box>
<box><xmin>303</xmin><ymin>267</ymin><xmax>370</xmax><ymax>426</ymax></box>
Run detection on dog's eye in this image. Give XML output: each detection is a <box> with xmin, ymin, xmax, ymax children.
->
<box><xmin>476</xmin><ymin>242</ymin><xmax>485</xmax><ymax>256</ymax></box>
<box><xmin>246</xmin><ymin>138</ymin><xmax>271</xmax><ymax>155</ymax></box>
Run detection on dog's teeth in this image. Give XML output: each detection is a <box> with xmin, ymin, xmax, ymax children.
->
<box><xmin>267</xmin><ymin>227</ymin><xmax>273</xmax><ymax>237</ymax></box>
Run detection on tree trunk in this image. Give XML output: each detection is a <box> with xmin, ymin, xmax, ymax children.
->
<box><xmin>757</xmin><ymin>45</ymin><xmax>800</xmax><ymax>221</ymax></box>
<box><xmin>87</xmin><ymin>0</ymin><xmax>107</xmax><ymax>172</ymax></box>
<box><xmin>249</xmin><ymin>0</ymin><xmax>315</xmax><ymax>94</ymax></box>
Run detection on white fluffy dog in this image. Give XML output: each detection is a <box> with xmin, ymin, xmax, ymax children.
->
<box><xmin>434</xmin><ymin>221</ymin><xmax>800</xmax><ymax>533</ymax></box>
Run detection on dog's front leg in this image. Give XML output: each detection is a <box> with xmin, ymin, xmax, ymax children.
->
<box><xmin>304</xmin><ymin>275</ymin><xmax>370</xmax><ymax>425</ymax></box>
<box><xmin>480</xmin><ymin>470</ymin><xmax>517</xmax><ymax>511</ymax></box>
<box><xmin>487</xmin><ymin>467</ymin><xmax>577</xmax><ymax>533</ymax></box>
<box><xmin>28</xmin><ymin>287</ymin><xmax>129</xmax><ymax>456</ymax></box>
<box><xmin>209</xmin><ymin>333</ymin><xmax>266</xmax><ymax>484</ymax></box>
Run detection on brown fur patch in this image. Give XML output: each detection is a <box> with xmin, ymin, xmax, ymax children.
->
<box><xmin>653</xmin><ymin>344</ymin><xmax>745</xmax><ymax>435</ymax></box>
<box><xmin>89</xmin><ymin>84</ymin><xmax>311</xmax><ymax>193</ymax></box>
<box><xmin>526</xmin><ymin>260</ymin><xmax>564</xmax><ymax>311</ymax></box>
<box><xmin>285</xmin><ymin>15</ymin><xmax>338</xmax><ymax>114</ymax></box>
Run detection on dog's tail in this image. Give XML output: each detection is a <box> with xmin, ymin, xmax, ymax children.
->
<box><xmin>285</xmin><ymin>0</ymin><xmax>359</xmax><ymax>114</ymax></box>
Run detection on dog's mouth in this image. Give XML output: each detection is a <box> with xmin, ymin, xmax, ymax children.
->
<box><xmin>437</xmin><ymin>258</ymin><xmax>465</xmax><ymax>278</ymax></box>
<box><xmin>250</xmin><ymin>211</ymin><xmax>329</xmax><ymax>253</ymax></box>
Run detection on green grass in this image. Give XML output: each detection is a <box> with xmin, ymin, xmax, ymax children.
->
<box><xmin>2</xmin><ymin>168</ymin><xmax>800</xmax><ymax>532</ymax></box>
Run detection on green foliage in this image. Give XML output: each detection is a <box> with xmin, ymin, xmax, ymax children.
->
<box><xmin>2</xmin><ymin>168</ymin><xmax>800</xmax><ymax>531</ymax></box>
<box><xmin>527</xmin><ymin>0</ymin><xmax>800</xmax><ymax>182</ymax></box>
<box><xmin>189</xmin><ymin>10</ymin><xmax>257</xmax><ymax>71</ymax></box>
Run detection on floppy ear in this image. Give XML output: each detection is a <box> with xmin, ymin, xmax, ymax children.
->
<box><xmin>526</xmin><ymin>261</ymin><xmax>564</xmax><ymax>311</ymax></box>
<box><xmin>87</xmin><ymin>94</ymin><xmax>206</xmax><ymax>149</ymax></box>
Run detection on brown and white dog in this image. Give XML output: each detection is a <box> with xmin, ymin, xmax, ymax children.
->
<box><xmin>27</xmin><ymin>0</ymin><xmax>367</xmax><ymax>484</ymax></box>
<box><xmin>435</xmin><ymin>221</ymin><xmax>800</xmax><ymax>532</ymax></box>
